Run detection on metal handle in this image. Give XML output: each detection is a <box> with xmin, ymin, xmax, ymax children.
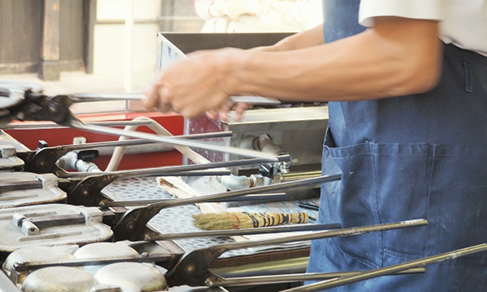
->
<box><xmin>206</xmin><ymin>268</ymin><xmax>426</xmax><ymax>287</ymax></box>
<box><xmin>146</xmin><ymin>223</ymin><xmax>341</xmax><ymax>241</ymax></box>
<box><xmin>13</xmin><ymin>254</ymin><xmax>177</xmax><ymax>272</ymax></box>
<box><xmin>149</xmin><ymin>174</ymin><xmax>341</xmax><ymax>210</ymax></box>
<box><xmin>70</xmin><ymin>93</ymin><xmax>281</xmax><ymax>105</ymax></box>
<box><xmin>164</xmin><ymin>219</ymin><xmax>427</xmax><ymax>287</ymax></box>
<box><xmin>214</xmin><ymin>219</ymin><xmax>427</xmax><ymax>254</ymax></box>
<box><xmin>102</xmin><ymin>193</ymin><xmax>288</xmax><ymax>207</ymax></box>
<box><xmin>70</xmin><ymin>119</ymin><xmax>278</xmax><ymax>161</ymax></box>
<box><xmin>112</xmin><ymin>174</ymin><xmax>340</xmax><ymax>241</ymax></box>
<box><xmin>60</xmin><ymin>155</ymin><xmax>291</xmax><ymax>179</ymax></box>
<box><xmin>282</xmin><ymin>243</ymin><xmax>487</xmax><ymax>292</ymax></box>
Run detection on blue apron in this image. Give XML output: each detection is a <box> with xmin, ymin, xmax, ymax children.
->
<box><xmin>307</xmin><ymin>0</ymin><xmax>487</xmax><ymax>291</ymax></box>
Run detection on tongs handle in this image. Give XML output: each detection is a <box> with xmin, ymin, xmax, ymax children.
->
<box><xmin>282</xmin><ymin>243</ymin><xmax>487</xmax><ymax>292</ymax></box>
<box><xmin>206</xmin><ymin>268</ymin><xmax>426</xmax><ymax>287</ymax></box>
<box><xmin>164</xmin><ymin>219</ymin><xmax>428</xmax><ymax>287</ymax></box>
<box><xmin>146</xmin><ymin>223</ymin><xmax>341</xmax><ymax>241</ymax></box>
<box><xmin>112</xmin><ymin>174</ymin><xmax>341</xmax><ymax>241</ymax></box>
<box><xmin>70</xmin><ymin>93</ymin><xmax>281</xmax><ymax>105</ymax></box>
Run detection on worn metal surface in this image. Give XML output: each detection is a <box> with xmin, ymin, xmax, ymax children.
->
<box><xmin>21</xmin><ymin>267</ymin><xmax>95</xmax><ymax>292</ymax></box>
<box><xmin>0</xmin><ymin>204</ymin><xmax>112</xmax><ymax>252</ymax></box>
<box><xmin>0</xmin><ymin>172</ymin><xmax>66</xmax><ymax>209</ymax></box>
<box><xmin>0</xmin><ymin>269</ymin><xmax>21</xmax><ymax>292</ymax></box>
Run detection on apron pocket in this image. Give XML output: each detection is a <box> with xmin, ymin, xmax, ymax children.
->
<box><xmin>321</xmin><ymin>129</ymin><xmax>434</xmax><ymax>266</ymax></box>
<box><xmin>428</xmin><ymin>144</ymin><xmax>487</xmax><ymax>265</ymax></box>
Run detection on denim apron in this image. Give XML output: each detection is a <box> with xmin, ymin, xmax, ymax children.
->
<box><xmin>307</xmin><ymin>0</ymin><xmax>487</xmax><ymax>291</ymax></box>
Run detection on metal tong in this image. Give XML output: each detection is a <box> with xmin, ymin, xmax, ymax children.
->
<box><xmin>18</xmin><ymin>174</ymin><xmax>341</xmax><ymax>241</ymax></box>
<box><xmin>8</xmin><ymin>93</ymin><xmax>279</xmax><ymax>161</ymax></box>
<box><xmin>281</xmin><ymin>243</ymin><xmax>487</xmax><ymax>291</ymax></box>
<box><xmin>12</xmin><ymin>218</ymin><xmax>428</xmax><ymax>289</ymax></box>
<box><xmin>163</xmin><ymin>219</ymin><xmax>428</xmax><ymax>287</ymax></box>
<box><xmin>70</xmin><ymin>92</ymin><xmax>281</xmax><ymax>105</ymax></box>
<box><xmin>25</xmin><ymin>154</ymin><xmax>292</xmax><ymax>207</ymax></box>
<box><xmin>19</xmin><ymin>130</ymin><xmax>234</xmax><ymax>174</ymax></box>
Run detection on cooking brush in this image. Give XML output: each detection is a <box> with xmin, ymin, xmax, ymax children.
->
<box><xmin>192</xmin><ymin>211</ymin><xmax>312</xmax><ymax>230</ymax></box>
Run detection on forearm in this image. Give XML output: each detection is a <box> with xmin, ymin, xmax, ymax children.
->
<box><xmin>225</xmin><ymin>18</ymin><xmax>441</xmax><ymax>101</ymax></box>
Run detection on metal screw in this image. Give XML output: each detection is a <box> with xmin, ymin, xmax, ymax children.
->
<box><xmin>127</xmin><ymin>221</ymin><xmax>136</xmax><ymax>230</ymax></box>
<box><xmin>185</xmin><ymin>264</ymin><xmax>196</xmax><ymax>275</ymax></box>
<box><xmin>48</xmin><ymin>103</ymin><xmax>58</xmax><ymax>113</ymax></box>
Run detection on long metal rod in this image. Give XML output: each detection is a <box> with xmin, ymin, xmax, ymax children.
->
<box><xmin>282</xmin><ymin>243</ymin><xmax>487</xmax><ymax>292</ymax></box>
<box><xmin>70</xmin><ymin>93</ymin><xmax>281</xmax><ymax>105</ymax></box>
<box><xmin>70</xmin><ymin>119</ymin><xmax>277</xmax><ymax>161</ymax></box>
<box><xmin>54</xmin><ymin>131</ymin><xmax>233</xmax><ymax>152</ymax></box>
<box><xmin>147</xmin><ymin>174</ymin><xmax>341</xmax><ymax>210</ymax></box>
<box><xmin>113</xmin><ymin>174</ymin><xmax>340</xmax><ymax>240</ymax></box>
<box><xmin>213</xmin><ymin>219</ymin><xmax>427</xmax><ymax>254</ymax></box>
<box><xmin>207</xmin><ymin>268</ymin><xmax>426</xmax><ymax>287</ymax></box>
<box><xmin>163</xmin><ymin>219</ymin><xmax>428</xmax><ymax>287</ymax></box>
<box><xmin>61</xmin><ymin>169</ymin><xmax>231</xmax><ymax>180</ymax></box>
<box><xmin>0</xmin><ymin>180</ymin><xmax>43</xmax><ymax>193</ymax></box>
<box><xmin>146</xmin><ymin>223</ymin><xmax>341</xmax><ymax>241</ymax></box>
<box><xmin>13</xmin><ymin>254</ymin><xmax>175</xmax><ymax>272</ymax></box>
<box><xmin>0</xmin><ymin>120</ymin><xmax>154</xmax><ymax>129</ymax></box>
<box><xmin>17</xmin><ymin>196</ymin><xmax>290</xmax><ymax>229</ymax></box>
<box><xmin>57</xmin><ymin>155</ymin><xmax>291</xmax><ymax>178</ymax></box>
<box><xmin>102</xmin><ymin>193</ymin><xmax>288</xmax><ymax>207</ymax></box>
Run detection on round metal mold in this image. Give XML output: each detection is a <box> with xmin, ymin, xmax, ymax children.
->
<box><xmin>94</xmin><ymin>262</ymin><xmax>168</xmax><ymax>292</ymax></box>
<box><xmin>73</xmin><ymin>242</ymin><xmax>141</xmax><ymax>274</ymax></box>
<box><xmin>21</xmin><ymin>267</ymin><xmax>95</xmax><ymax>292</ymax></box>
<box><xmin>3</xmin><ymin>246</ymin><xmax>74</xmax><ymax>285</ymax></box>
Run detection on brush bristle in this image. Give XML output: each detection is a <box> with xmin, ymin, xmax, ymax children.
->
<box><xmin>192</xmin><ymin>212</ymin><xmax>253</xmax><ymax>230</ymax></box>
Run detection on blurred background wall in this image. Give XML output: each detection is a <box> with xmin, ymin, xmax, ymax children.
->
<box><xmin>0</xmin><ymin>0</ymin><xmax>203</xmax><ymax>80</ymax></box>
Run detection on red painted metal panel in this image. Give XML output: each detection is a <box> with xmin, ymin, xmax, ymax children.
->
<box><xmin>5</xmin><ymin>112</ymin><xmax>185</xmax><ymax>170</ymax></box>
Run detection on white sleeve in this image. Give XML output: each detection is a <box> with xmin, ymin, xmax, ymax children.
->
<box><xmin>359</xmin><ymin>0</ymin><xmax>443</xmax><ymax>27</ymax></box>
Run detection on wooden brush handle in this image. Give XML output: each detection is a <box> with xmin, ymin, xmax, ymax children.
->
<box><xmin>244</xmin><ymin>212</ymin><xmax>309</xmax><ymax>228</ymax></box>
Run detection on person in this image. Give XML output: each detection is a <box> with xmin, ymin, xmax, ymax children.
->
<box><xmin>194</xmin><ymin>0</ymin><xmax>322</xmax><ymax>33</ymax></box>
<box><xmin>145</xmin><ymin>0</ymin><xmax>487</xmax><ymax>290</ymax></box>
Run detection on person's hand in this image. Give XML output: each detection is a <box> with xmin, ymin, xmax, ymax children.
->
<box><xmin>144</xmin><ymin>48</ymin><xmax>250</xmax><ymax>120</ymax></box>
<box><xmin>206</xmin><ymin>100</ymin><xmax>250</xmax><ymax>122</ymax></box>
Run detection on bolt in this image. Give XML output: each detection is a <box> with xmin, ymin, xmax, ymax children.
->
<box><xmin>48</xmin><ymin>103</ymin><xmax>58</xmax><ymax>113</ymax></box>
<box><xmin>83</xmin><ymin>190</ymin><xmax>89</xmax><ymax>196</ymax></box>
<box><xmin>127</xmin><ymin>221</ymin><xmax>136</xmax><ymax>230</ymax></box>
<box><xmin>185</xmin><ymin>264</ymin><xmax>196</xmax><ymax>275</ymax></box>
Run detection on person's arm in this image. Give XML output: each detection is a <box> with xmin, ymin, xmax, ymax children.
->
<box><xmin>145</xmin><ymin>17</ymin><xmax>441</xmax><ymax>118</ymax></box>
<box><xmin>227</xmin><ymin>17</ymin><xmax>441</xmax><ymax>101</ymax></box>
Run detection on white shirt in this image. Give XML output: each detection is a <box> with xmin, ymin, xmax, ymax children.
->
<box><xmin>359</xmin><ymin>0</ymin><xmax>487</xmax><ymax>56</ymax></box>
